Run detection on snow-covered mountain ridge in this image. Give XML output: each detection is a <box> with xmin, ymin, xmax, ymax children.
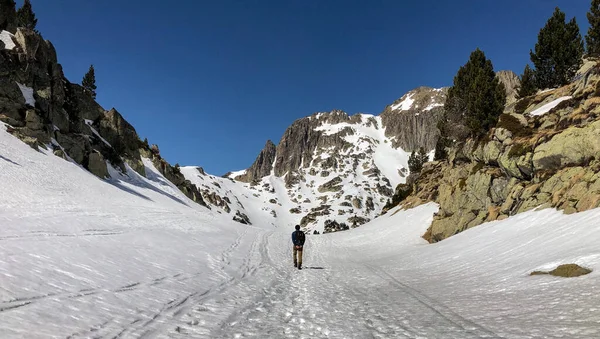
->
<box><xmin>185</xmin><ymin>111</ymin><xmax>422</xmax><ymax>233</ymax></box>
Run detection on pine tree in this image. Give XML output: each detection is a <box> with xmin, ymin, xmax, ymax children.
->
<box><xmin>16</xmin><ymin>0</ymin><xmax>37</xmax><ymax>31</ymax></box>
<box><xmin>82</xmin><ymin>65</ymin><xmax>97</xmax><ymax>99</ymax></box>
<box><xmin>518</xmin><ymin>64</ymin><xmax>537</xmax><ymax>98</ymax></box>
<box><xmin>0</xmin><ymin>0</ymin><xmax>17</xmax><ymax>32</ymax></box>
<box><xmin>408</xmin><ymin>147</ymin><xmax>429</xmax><ymax>173</ymax></box>
<box><xmin>418</xmin><ymin>147</ymin><xmax>429</xmax><ymax>166</ymax></box>
<box><xmin>530</xmin><ymin>7</ymin><xmax>584</xmax><ymax>89</ymax></box>
<box><xmin>587</xmin><ymin>0</ymin><xmax>600</xmax><ymax>57</ymax></box>
<box><xmin>408</xmin><ymin>151</ymin><xmax>419</xmax><ymax>173</ymax></box>
<box><xmin>434</xmin><ymin>112</ymin><xmax>450</xmax><ymax>161</ymax></box>
<box><xmin>445</xmin><ymin>48</ymin><xmax>506</xmax><ymax>138</ymax></box>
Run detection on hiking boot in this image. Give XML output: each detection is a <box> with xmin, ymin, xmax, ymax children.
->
<box><xmin>294</xmin><ymin>262</ymin><xmax>297</xmax><ymax>268</ymax></box>
<box><xmin>298</xmin><ymin>264</ymin><xmax>302</xmax><ymax>270</ymax></box>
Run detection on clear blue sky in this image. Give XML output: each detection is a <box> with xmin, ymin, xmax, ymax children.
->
<box><xmin>25</xmin><ymin>0</ymin><xmax>589</xmax><ymax>175</ymax></box>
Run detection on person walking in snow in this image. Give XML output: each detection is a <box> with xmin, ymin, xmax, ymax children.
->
<box><xmin>292</xmin><ymin>225</ymin><xmax>305</xmax><ymax>270</ymax></box>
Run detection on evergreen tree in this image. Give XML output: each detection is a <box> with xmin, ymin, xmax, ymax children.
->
<box><xmin>518</xmin><ymin>64</ymin><xmax>537</xmax><ymax>98</ymax></box>
<box><xmin>586</xmin><ymin>0</ymin><xmax>600</xmax><ymax>57</ymax></box>
<box><xmin>530</xmin><ymin>7</ymin><xmax>584</xmax><ymax>89</ymax></box>
<box><xmin>418</xmin><ymin>147</ymin><xmax>429</xmax><ymax>166</ymax></box>
<box><xmin>445</xmin><ymin>48</ymin><xmax>506</xmax><ymax>138</ymax></box>
<box><xmin>16</xmin><ymin>0</ymin><xmax>37</xmax><ymax>31</ymax></box>
<box><xmin>434</xmin><ymin>113</ymin><xmax>449</xmax><ymax>161</ymax></box>
<box><xmin>408</xmin><ymin>151</ymin><xmax>419</xmax><ymax>173</ymax></box>
<box><xmin>0</xmin><ymin>0</ymin><xmax>17</xmax><ymax>32</ymax></box>
<box><xmin>408</xmin><ymin>147</ymin><xmax>429</xmax><ymax>173</ymax></box>
<box><xmin>82</xmin><ymin>65</ymin><xmax>97</xmax><ymax>99</ymax></box>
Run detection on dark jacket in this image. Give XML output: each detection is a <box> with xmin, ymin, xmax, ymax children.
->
<box><xmin>292</xmin><ymin>230</ymin><xmax>305</xmax><ymax>246</ymax></box>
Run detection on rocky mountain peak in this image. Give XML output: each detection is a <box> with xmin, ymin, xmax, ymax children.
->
<box><xmin>380</xmin><ymin>86</ymin><xmax>447</xmax><ymax>151</ymax></box>
<box><xmin>496</xmin><ymin>70</ymin><xmax>521</xmax><ymax>106</ymax></box>
<box><xmin>234</xmin><ymin>139</ymin><xmax>277</xmax><ymax>183</ymax></box>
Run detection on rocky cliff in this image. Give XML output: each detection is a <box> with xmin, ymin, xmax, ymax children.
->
<box><xmin>233</xmin><ymin>140</ymin><xmax>276</xmax><ymax>183</ymax></box>
<box><xmin>497</xmin><ymin>70</ymin><xmax>521</xmax><ymax>106</ymax></box>
<box><xmin>380</xmin><ymin>86</ymin><xmax>447</xmax><ymax>151</ymax></box>
<box><xmin>223</xmin><ymin>87</ymin><xmax>451</xmax><ymax>231</ymax></box>
<box><xmin>225</xmin><ymin>110</ymin><xmax>404</xmax><ymax>232</ymax></box>
<box><xmin>387</xmin><ymin>60</ymin><xmax>600</xmax><ymax>242</ymax></box>
<box><xmin>0</xmin><ymin>9</ymin><xmax>210</xmax><ymax>211</ymax></box>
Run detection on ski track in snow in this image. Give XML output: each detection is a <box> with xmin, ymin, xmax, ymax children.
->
<box><xmin>2</xmin><ymin>125</ymin><xmax>600</xmax><ymax>338</ymax></box>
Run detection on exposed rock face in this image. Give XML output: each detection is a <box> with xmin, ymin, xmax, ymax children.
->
<box><xmin>380</xmin><ymin>87</ymin><xmax>447</xmax><ymax>151</ymax></box>
<box><xmin>273</xmin><ymin>110</ymin><xmax>353</xmax><ymax>177</ymax></box>
<box><xmin>87</xmin><ymin>151</ymin><xmax>109</xmax><ymax>179</ymax></box>
<box><xmin>497</xmin><ymin>70</ymin><xmax>521</xmax><ymax>106</ymax></box>
<box><xmin>236</xmin><ymin>140</ymin><xmax>276</xmax><ymax>182</ymax></box>
<box><xmin>318</xmin><ymin>176</ymin><xmax>342</xmax><ymax>193</ymax></box>
<box><xmin>323</xmin><ymin>219</ymin><xmax>349</xmax><ymax>233</ymax></box>
<box><xmin>228</xmin><ymin>85</ymin><xmax>449</xmax><ymax>231</ymax></box>
<box><xmin>392</xmin><ymin>62</ymin><xmax>600</xmax><ymax>242</ymax></box>
<box><xmin>0</xmin><ymin>26</ymin><xmax>209</xmax><ymax>210</ymax></box>
<box><xmin>233</xmin><ymin>210</ymin><xmax>251</xmax><ymax>225</ymax></box>
<box><xmin>98</xmin><ymin>108</ymin><xmax>144</xmax><ymax>175</ymax></box>
<box><xmin>533</xmin><ymin>120</ymin><xmax>600</xmax><ymax>171</ymax></box>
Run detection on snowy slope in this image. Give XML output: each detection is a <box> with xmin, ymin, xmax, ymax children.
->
<box><xmin>2</xmin><ymin>123</ymin><xmax>600</xmax><ymax>338</ymax></box>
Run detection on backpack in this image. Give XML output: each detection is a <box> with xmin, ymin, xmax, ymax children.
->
<box><xmin>296</xmin><ymin>230</ymin><xmax>305</xmax><ymax>244</ymax></box>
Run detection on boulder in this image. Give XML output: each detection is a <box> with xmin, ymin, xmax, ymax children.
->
<box><xmin>55</xmin><ymin>132</ymin><xmax>90</xmax><ymax>164</ymax></box>
<box><xmin>483</xmin><ymin>140</ymin><xmax>502</xmax><ymax>164</ymax></box>
<box><xmin>87</xmin><ymin>151</ymin><xmax>109</xmax><ymax>179</ymax></box>
<box><xmin>53</xmin><ymin>149</ymin><xmax>67</xmax><ymax>160</ymax></box>
<box><xmin>533</xmin><ymin>121</ymin><xmax>600</xmax><ymax>171</ymax></box>
<box><xmin>25</xmin><ymin>109</ymin><xmax>43</xmax><ymax>130</ymax></box>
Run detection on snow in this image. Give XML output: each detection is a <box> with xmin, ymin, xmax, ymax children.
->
<box><xmin>16</xmin><ymin>83</ymin><xmax>35</xmax><ymax>107</ymax></box>
<box><xmin>424</xmin><ymin>102</ymin><xmax>443</xmax><ymax>111</ymax></box>
<box><xmin>227</xmin><ymin>169</ymin><xmax>247</xmax><ymax>178</ymax></box>
<box><xmin>0</xmin><ymin>30</ymin><xmax>15</xmax><ymax>50</ymax></box>
<box><xmin>391</xmin><ymin>93</ymin><xmax>414</xmax><ymax>111</ymax></box>
<box><xmin>529</xmin><ymin>96</ymin><xmax>572</xmax><ymax>116</ymax></box>
<box><xmin>2</xmin><ymin>123</ymin><xmax>600</xmax><ymax>338</ymax></box>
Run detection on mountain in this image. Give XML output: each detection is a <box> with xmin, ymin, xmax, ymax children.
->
<box><xmin>3</xmin><ymin>6</ymin><xmax>600</xmax><ymax>338</ymax></box>
<box><xmin>203</xmin><ymin>86</ymin><xmax>448</xmax><ymax>232</ymax></box>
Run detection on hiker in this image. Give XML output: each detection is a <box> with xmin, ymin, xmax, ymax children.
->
<box><xmin>292</xmin><ymin>225</ymin><xmax>305</xmax><ymax>270</ymax></box>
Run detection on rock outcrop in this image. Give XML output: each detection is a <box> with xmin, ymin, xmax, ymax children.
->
<box><xmin>497</xmin><ymin>70</ymin><xmax>521</xmax><ymax>106</ymax></box>
<box><xmin>390</xmin><ymin>62</ymin><xmax>600</xmax><ymax>242</ymax></box>
<box><xmin>380</xmin><ymin>87</ymin><xmax>447</xmax><ymax>151</ymax></box>
<box><xmin>0</xmin><ymin>13</ymin><xmax>208</xmax><ymax>210</ymax></box>
<box><xmin>235</xmin><ymin>140</ymin><xmax>276</xmax><ymax>183</ymax></box>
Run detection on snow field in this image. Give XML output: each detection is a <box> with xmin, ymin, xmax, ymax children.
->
<box><xmin>2</xmin><ymin>123</ymin><xmax>600</xmax><ymax>338</ymax></box>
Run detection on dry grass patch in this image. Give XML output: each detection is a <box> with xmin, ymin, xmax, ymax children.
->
<box><xmin>530</xmin><ymin>264</ymin><xmax>592</xmax><ymax>277</ymax></box>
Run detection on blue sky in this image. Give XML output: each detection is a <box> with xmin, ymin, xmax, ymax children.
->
<box><xmin>25</xmin><ymin>0</ymin><xmax>589</xmax><ymax>175</ymax></box>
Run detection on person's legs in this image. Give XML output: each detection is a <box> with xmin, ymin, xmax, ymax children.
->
<box><xmin>298</xmin><ymin>248</ymin><xmax>303</xmax><ymax>268</ymax></box>
<box><xmin>293</xmin><ymin>246</ymin><xmax>298</xmax><ymax>267</ymax></box>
